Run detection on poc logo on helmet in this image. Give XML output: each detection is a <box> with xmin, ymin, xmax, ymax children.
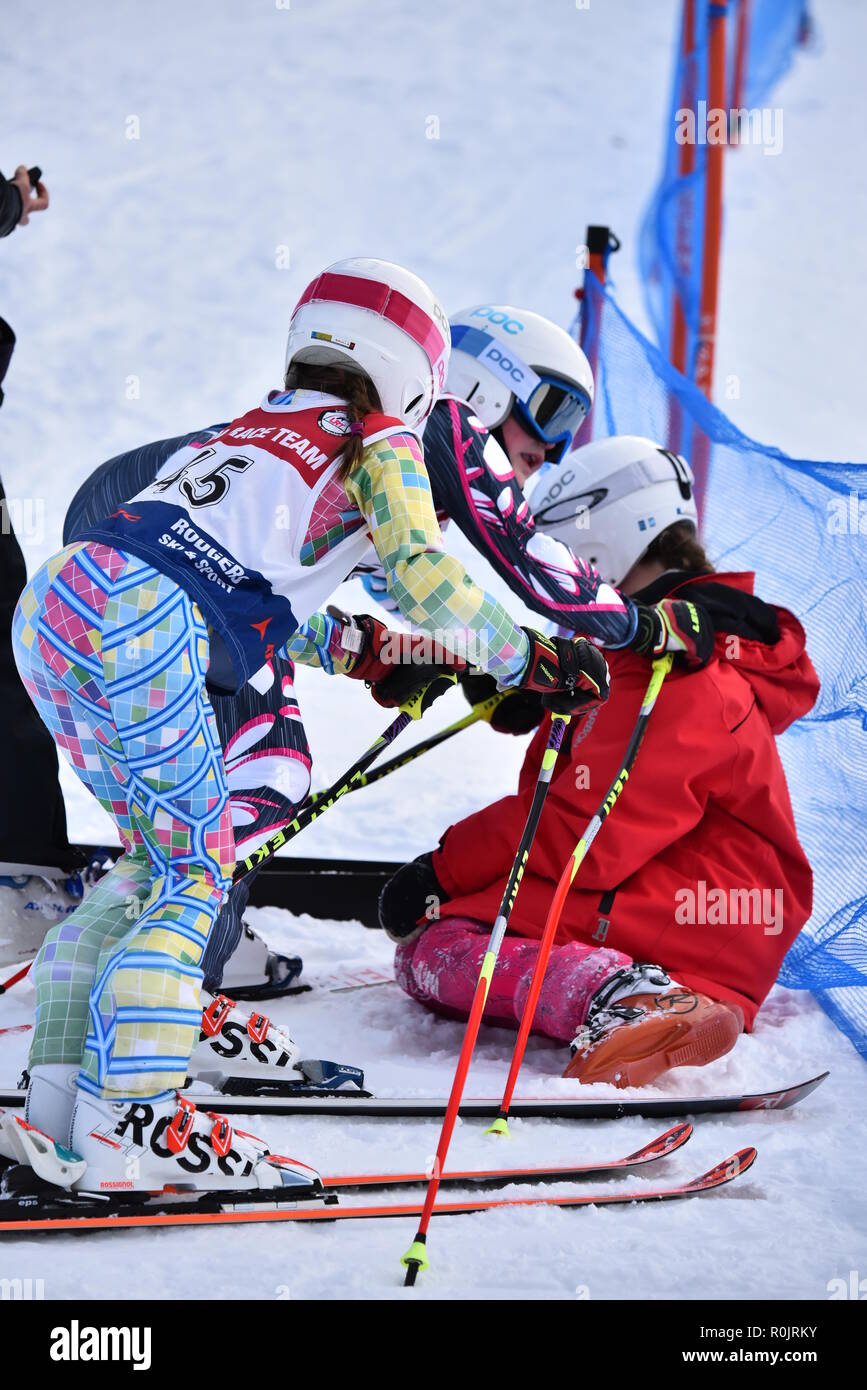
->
<box><xmin>483</xmin><ymin>345</ymin><xmax>526</xmax><ymax>383</ymax></box>
<box><xmin>541</xmin><ymin>469</ymin><xmax>576</xmax><ymax>501</ymax></box>
<box><xmin>472</xmin><ymin>306</ymin><xmax>524</xmax><ymax>335</ymax></box>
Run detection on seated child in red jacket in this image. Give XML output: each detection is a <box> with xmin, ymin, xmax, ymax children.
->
<box><xmin>379</xmin><ymin>437</ymin><xmax>819</xmax><ymax>1088</ymax></box>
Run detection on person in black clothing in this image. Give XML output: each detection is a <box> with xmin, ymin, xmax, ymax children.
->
<box><xmin>0</xmin><ymin>166</ymin><xmax>49</xmax><ymax>237</ymax></box>
<box><xmin>0</xmin><ymin>163</ymin><xmax>80</xmax><ymax>889</ymax></box>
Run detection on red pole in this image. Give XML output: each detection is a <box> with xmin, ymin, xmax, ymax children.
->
<box><xmin>493</xmin><ymin>859</ymin><xmax>574</xmax><ymax>1118</ymax></box>
<box><xmin>575</xmin><ymin>225</ymin><xmax>617</xmax><ymax>444</ymax></box>
<box><xmin>667</xmin><ymin>0</ymin><xmax>697</xmax><ymax>456</ymax></box>
<box><xmin>691</xmin><ymin>0</ymin><xmax>729</xmax><ymax>513</ymax></box>
<box><xmin>730</xmin><ymin>0</ymin><xmax>750</xmax><ymax>121</ymax></box>
<box><xmin>489</xmin><ymin>657</ymin><xmax>673</xmax><ymax>1129</ymax></box>
<box><xmin>400</xmin><ymin>716</ymin><xmax>570</xmax><ymax>1285</ymax></box>
<box><xmin>0</xmin><ymin>961</ymin><xmax>32</xmax><ymax>995</ymax></box>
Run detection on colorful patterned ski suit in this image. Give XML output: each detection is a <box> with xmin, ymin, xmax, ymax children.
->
<box><xmin>15</xmin><ymin>390</ymin><xmax>538</xmax><ymax>1097</ymax></box>
<box><xmin>13</xmin><ymin>542</ymin><xmax>233</xmax><ymax>1099</ymax></box>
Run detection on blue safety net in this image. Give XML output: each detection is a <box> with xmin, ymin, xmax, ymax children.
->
<box><xmin>639</xmin><ymin>0</ymin><xmax>811</xmax><ymax>374</ymax></box>
<box><xmin>574</xmin><ymin>271</ymin><xmax>867</xmax><ymax>1062</ymax></box>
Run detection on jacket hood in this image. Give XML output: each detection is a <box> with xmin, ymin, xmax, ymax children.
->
<box><xmin>635</xmin><ymin>569</ymin><xmax>820</xmax><ymax>734</ymax></box>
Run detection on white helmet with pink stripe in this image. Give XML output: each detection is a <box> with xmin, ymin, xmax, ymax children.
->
<box><xmin>284</xmin><ymin>258</ymin><xmax>450</xmax><ymax>430</ymax></box>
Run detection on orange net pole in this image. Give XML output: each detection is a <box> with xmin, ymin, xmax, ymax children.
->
<box><xmin>691</xmin><ymin>0</ymin><xmax>729</xmax><ymax>514</ymax></box>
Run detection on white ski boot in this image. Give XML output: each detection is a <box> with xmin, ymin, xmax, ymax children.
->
<box><xmin>0</xmin><ymin>1109</ymin><xmax>87</xmax><ymax>1187</ymax></box>
<box><xmin>220</xmin><ymin>922</ymin><xmax>303</xmax><ymax>1001</ymax></box>
<box><xmin>188</xmin><ymin>992</ymin><xmax>305</xmax><ymax>1090</ymax></box>
<box><xmin>187</xmin><ymin>992</ymin><xmax>366</xmax><ymax>1095</ymax></box>
<box><xmin>0</xmin><ymin>1063</ymin><xmax>84</xmax><ymax>1183</ymax></box>
<box><xmin>24</xmin><ymin>1062</ymin><xmax>80</xmax><ymax>1146</ymax></box>
<box><xmin>68</xmin><ymin>1090</ymin><xmax>320</xmax><ymax>1194</ymax></box>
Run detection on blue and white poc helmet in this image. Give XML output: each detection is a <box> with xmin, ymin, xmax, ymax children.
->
<box><xmin>447</xmin><ymin>305</ymin><xmax>594</xmax><ymax>462</ymax></box>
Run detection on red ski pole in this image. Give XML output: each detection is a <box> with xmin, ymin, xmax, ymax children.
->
<box><xmin>0</xmin><ymin>962</ymin><xmax>32</xmax><ymax>995</ymax></box>
<box><xmin>400</xmin><ymin>713</ymin><xmax>571</xmax><ymax>1286</ymax></box>
<box><xmin>487</xmin><ymin>655</ymin><xmax>673</xmax><ymax>1136</ymax></box>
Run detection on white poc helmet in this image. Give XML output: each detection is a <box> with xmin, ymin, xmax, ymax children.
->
<box><xmin>284</xmin><ymin>258</ymin><xmax>450</xmax><ymax>430</ymax></box>
<box><xmin>529</xmin><ymin>435</ymin><xmax>699</xmax><ymax>586</ymax></box>
<box><xmin>447</xmin><ymin>305</ymin><xmax>594</xmax><ymax>461</ymax></box>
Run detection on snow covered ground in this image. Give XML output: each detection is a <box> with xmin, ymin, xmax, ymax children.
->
<box><xmin>1</xmin><ymin>0</ymin><xmax>866</xmax><ymax>1300</ymax></box>
<box><xmin>0</xmin><ymin>912</ymin><xmax>863</xmax><ymax>1301</ymax></box>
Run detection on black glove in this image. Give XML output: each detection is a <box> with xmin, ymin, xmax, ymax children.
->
<box><xmin>516</xmin><ymin>630</ymin><xmax>610</xmax><ymax>714</ymax></box>
<box><xmin>378</xmin><ymin>851</ymin><xmax>449</xmax><ymax>945</ymax></box>
<box><xmin>459</xmin><ymin>671</ymin><xmax>544</xmax><ymax>735</ymax></box>
<box><xmin>630</xmin><ymin>598</ymin><xmax>715</xmax><ymax>670</ymax></box>
<box><xmin>340</xmin><ymin>613</ymin><xmax>467</xmax><ymax>708</ymax></box>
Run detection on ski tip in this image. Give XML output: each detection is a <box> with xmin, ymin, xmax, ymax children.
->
<box><xmin>795</xmin><ymin>1070</ymin><xmax>830</xmax><ymax>1093</ymax></box>
<box><xmin>781</xmin><ymin>1071</ymin><xmax>830</xmax><ymax>1105</ymax></box>
<box><xmin>739</xmin><ymin>1070</ymin><xmax>830</xmax><ymax>1112</ymax></box>
<box><xmin>401</xmin><ymin>1235</ymin><xmax>429</xmax><ymax>1283</ymax></box>
<box><xmin>483</xmin><ymin>1115</ymin><xmax>511</xmax><ymax>1139</ymax></box>
<box><xmin>663</xmin><ymin>1120</ymin><xmax>693</xmax><ymax>1148</ymax></box>
<box><xmin>685</xmin><ymin>1145</ymin><xmax>758</xmax><ymax>1193</ymax></box>
<box><xmin>623</xmin><ymin>1121</ymin><xmax>693</xmax><ymax>1163</ymax></box>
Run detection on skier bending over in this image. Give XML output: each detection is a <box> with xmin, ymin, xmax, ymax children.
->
<box><xmin>381</xmin><ymin>430</ymin><xmax>819</xmax><ymax>1088</ymax></box>
<box><xmin>3</xmin><ymin>259</ymin><xmax>615</xmax><ymax>1193</ymax></box>
<box><xmin>55</xmin><ymin>304</ymin><xmax>709</xmax><ymax>1102</ymax></box>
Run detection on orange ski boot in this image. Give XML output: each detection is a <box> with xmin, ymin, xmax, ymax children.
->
<box><xmin>564</xmin><ymin>963</ymin><xmax>743</xmax><ymax>1089</ymax></box>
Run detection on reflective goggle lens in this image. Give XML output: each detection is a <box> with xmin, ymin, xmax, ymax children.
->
<box><xmin>520</xmin><ymin>376</ymin><xmax>590</xmax><ymax>445</ymax></box>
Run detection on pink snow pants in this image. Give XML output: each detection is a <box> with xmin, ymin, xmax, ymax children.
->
<box><xmin>394</xmin><ymin>918</ymin><xmax>634</xmax><ymax>1043</ymax></box>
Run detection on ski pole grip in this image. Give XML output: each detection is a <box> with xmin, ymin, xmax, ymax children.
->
<box><xmin>400</xmin><ymin>670</ymin><xmax>459</xmax><ymax>720</ymax></box>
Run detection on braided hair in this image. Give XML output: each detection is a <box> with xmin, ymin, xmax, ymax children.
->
<box><xmin>284</xmin><ymin>362</ymin><xmax>383</xmax><ymax>478</ymax></box>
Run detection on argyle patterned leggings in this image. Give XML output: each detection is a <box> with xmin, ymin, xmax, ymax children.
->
<box><xmin>12</xmin><ymin>541</ymin><xmax>235</xmax><ymax>1101</ymax></box>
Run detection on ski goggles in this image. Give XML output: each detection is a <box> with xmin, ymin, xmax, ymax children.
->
<box><xmin>450</xmin><ymin>323</ymin><xmax>590</xmax><ymax>462</ymax></box>
<box><xmin>512</xmin><ymin>374</ymin><xmax>591</xmax><ymax>462</ymax></box>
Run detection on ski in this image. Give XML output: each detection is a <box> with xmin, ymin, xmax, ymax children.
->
<box><xmin>321</xmin><ymin>1120</ymin><xmax>692</xmax><ymax>1191</ymax></box>
<box><xmin>176</xmin><ymin>967</ymin><xmax>393</xmax><ymax>1004</ymax></box>
<box><xmin>280</xmin><ymin>966</ymin><xmax>396</xmax><ymax>998</ymax></box>
<box><xmin>0</xmin><ymin>1122</ymin><xmax>691</xmax><ymax>1198</ymax></box>
<box><xmin>1</xmin><ymin>1058</ymin><xmax>373</xmax><ymax>1106</ymax></box>
<box><xmin>0</xmin><ymin>1071</ymin><xmax>828</xmax><ymax>1118</ymax></box>
<box><xmin>0</xmin><ymin>1144</ymin><xmax>755</xmax><ymax>1233</ymax></box>
<box><xmin>313</xmin><ymin>966</ymin><xmax>395</xmax><ymax>994</ymax></box>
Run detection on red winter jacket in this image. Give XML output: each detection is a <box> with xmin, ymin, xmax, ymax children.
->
<box><xmin>433</xmin><ymin>572</ymin><xmax>819</xmax><ymax>1029</ymax></box>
